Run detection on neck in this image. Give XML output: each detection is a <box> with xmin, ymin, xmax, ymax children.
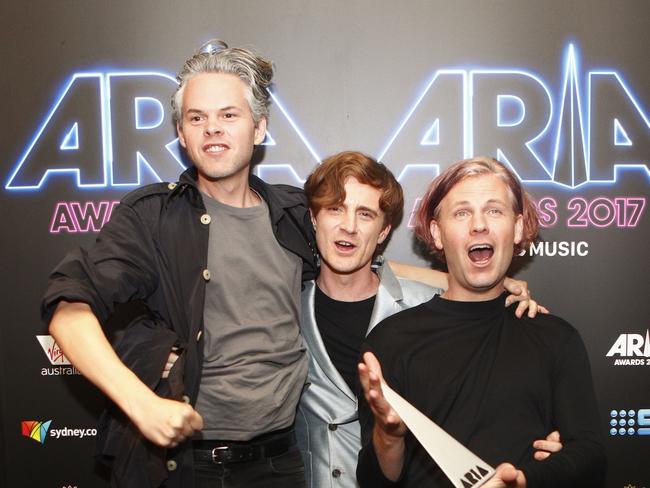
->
<box><xmin>198</xmin><ymin>170</ymin><xmax>259</xmax><ymax>208</ymax></box>
<box><xmin>442</xmin><ymin>280</ymin><xmax>506</xmax><ymax>302</ymax></box>
<box><xmin>316</xmin><ymin>264</ymin><xmax>379</xmax><ymax>302</ymax></box>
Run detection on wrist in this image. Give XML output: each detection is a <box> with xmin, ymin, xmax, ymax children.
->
<box><xmin>117</xmin><ymin>378</ymin><xmax>159</xmax><ymax>423</ymax></box>
<box><xmin>373</xmin><ymin>424</ymin><xmax>405</xmax><ymax>450</ymax></box>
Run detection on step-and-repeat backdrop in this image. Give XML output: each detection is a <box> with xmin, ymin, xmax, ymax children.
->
<box><xmin>1</xmin><ymin>1</ymin><xmax>648</xmax><ymax>486</ymax></box>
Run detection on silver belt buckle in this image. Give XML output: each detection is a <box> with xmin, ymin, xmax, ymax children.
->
<box><xmin>211</xmin><ymin>446</ymin><xmax>229</xmax><ymax>464</ymax></box>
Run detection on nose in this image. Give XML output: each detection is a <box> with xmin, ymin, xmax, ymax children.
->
<box><xmin>204</xmin><ymin>116</ymin><xmax>223</xmax><ymax>136</ymax></box>
<box><xmin>471</xmin><ymin>213</ymin><xmax>488</xmax><ymax>234</ymax></box>
<box><xmin>340</xmin><ymin>210</ymin><xmax>358</xmax><ymax>234</ymax></box>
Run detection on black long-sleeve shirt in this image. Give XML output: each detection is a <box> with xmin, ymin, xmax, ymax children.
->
<box><xmin>357</xmin><ymin>293</ymin><xmax>606</xmax><ymax>488</ymax></box>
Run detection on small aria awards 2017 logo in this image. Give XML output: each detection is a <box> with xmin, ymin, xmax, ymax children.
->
<box><xmin>21</xmin><ymin>420</ymin><xmax>52</xmax><ymax>445</ymax></box>
<box><xmin>605</xmin><ymin>330</ymin><xmax>650</xmax><ymax>366</ymax></box>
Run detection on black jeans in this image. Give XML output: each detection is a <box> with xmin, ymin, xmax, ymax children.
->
<box><xmin>194</xmin><ymin>446</ymin><xmax>306</xmax><ymax>488</ymax></box>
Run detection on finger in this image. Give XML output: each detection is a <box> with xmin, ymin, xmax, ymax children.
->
<box><xmin>534</xmin><ymin>451</ymin><xmax>550</xmax><ymax>461</ymax></box>
<box><xmin>539</xmin><ymin>305</ymin><xmax>550</xmax><ymax>314</ymax></box>
<box><xmin>366</xmin><ymin>374</ymin><xmax>390</xmax><ymax>412</ymax></box>
<box><xmin>533</xmin><ymin>439</ymin><xmax>562</xmax><ymax>453</ymax></box>
<box><xmin>505</xmin><ymin>290</ymin><xmax>529</xmax><ymax>308</ymax></box>
<box><xmin>358</xmin><ymin>363</ymin><xmax>372</xmax><ymax>394</ymax></box>
<box><xmin>514</xmin><ymin>299</ymin><xmax>527</xmax><ymax>318</ymax></box>
<box><xmin>527</xmin><ymin>300</ymin><xmax>539</xmax><ymax>318</ymax></box>
<box><xmin>506</xmin><ymin>282</ymin><xmax>523</xmax><ymax>296</ymax></box>
<box><xmin>180</xmin><ymin>423</ymin><xmax>194</xmax><ymax>437</ymax></box>
<box><xmin>363</xmin><ymin>351</ymin><xmax>384</xmax><ymax>380</ymax></box>
<box><xmin>547</xmin><ymin>430</ymin><xmax>561</xmax><ymax>442</ymax></box>
<box><xmin>496</xmin><ymin>463</ymin><xmax>518</xmax><ymax>482</ymax></box>
<box><xmin>367</xmin><ymin>385</ymin><xmax>391</xmax><ymax>413</ymax></box>
<box><xmin>189</xmin><ymin>410</ymin><xmax>203</xmax><ymax>431</ymax></box>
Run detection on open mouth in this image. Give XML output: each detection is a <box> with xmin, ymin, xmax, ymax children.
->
<box><xmin>203</xmin><ymin>143</ymin><xmax>229</xmax><ymax>153</ymax></box>
<box><xmin>335</xmin><ymin>240</ymin><xmax>356</xmax><ymax>251</ymax></box>
<box><xmin>468</xmin><ymin>244</ymin><xmax>494</xmax><ymax>263</ymax></box>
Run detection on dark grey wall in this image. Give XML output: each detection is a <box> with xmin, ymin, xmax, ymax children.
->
<box><xmin>1</xmin><ymin>1</ymin><xmax>648</xmax><ymax>486</ymax></box>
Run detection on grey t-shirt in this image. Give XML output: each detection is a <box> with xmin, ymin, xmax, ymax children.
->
<box><xmin>195</xmin><ymin>193</ymin><xmax>307</xmax><ymax>440</ymax></box>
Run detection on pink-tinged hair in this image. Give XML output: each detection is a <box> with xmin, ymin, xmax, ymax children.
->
<box><xmin>414</xmin><ymin>156</ymin><xmax>539</xmax><ymax>261</ymax></box>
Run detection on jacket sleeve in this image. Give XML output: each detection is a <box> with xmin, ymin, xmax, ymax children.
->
<box><xmin>520</xmin><ymin>326</ymin><xmax>607</xmax><ymax>487</ymax></box>
<box><xmin>41</xmin><ymin>199</ymin><xmax>161</xmax><ymax>326</ymax></box>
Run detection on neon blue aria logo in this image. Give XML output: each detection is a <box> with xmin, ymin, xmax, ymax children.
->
<box><xmin>609</xmin><ymin>409</ymin><xmax>650</xmax><ymax>436</ymax></box>
<box><xmin>3</xmin><ymin>43</ymin><xmax>649</xmax><ymax>192</ymax></box>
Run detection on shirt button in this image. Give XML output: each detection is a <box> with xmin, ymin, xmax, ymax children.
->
<box><xmin>167</xmin><ymin>182</ymin><xmax>177</xmax><ymax>190</ymax></box>
<box><xmin>196</xmin><ymin>330</ymin><xmax>203</xmax><ymax>342</ymax></box>
<box><xmin>200</xmin><ymin>214</ymin><xmax>211</xmax><ymax>225</ymax></box>
<box><xmin>181</xmin><ymin>395</ymin><xmax>190</xmax><ymax>404</ymax></box>
<box><xmin>328</xmin><ymin>424</ymin><xmax>337</xmax><ymax>431</ymax></box>
<box><xmin>166</xmin><ymin>459</ymin><xmax>178</xmax><ymax>471</ymax></box>
<box><xmin>202</xmin><ymin>269</ymin><xmax>211</xmax><ymax>281</ymax></box>
<box><xmin>332</xmin><ymin>469</ymin><xmax>341</xmax><ymax>478</ymax></box>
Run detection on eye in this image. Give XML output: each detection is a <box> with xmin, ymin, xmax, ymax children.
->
<box><xmin>327</xmin><ymin>206</ymin><xmax>342</xmax><ymax>213</ymax></box>
<box><xmin>189</xmin><ymin>115</ymin><xmax>203</xmax><ymax>123</ymax></box>
<box><xmin>359</xmin><ymin>211</ymin><xmax>375</xmax><ymax>220</ymax></box>
<box><xmin>487</xmin><ymin>208</ymin><xmax>504</xmax><ymax>216</ymax></box>
<box><xmin>223</xmin><ymin>112</ymin><xmax>237</xmax><ymax>119</ymax></box>
<box><xmin>455</xmin><ymin>209</ymin><xmax>469</xmax><ymax>218</ymax></box>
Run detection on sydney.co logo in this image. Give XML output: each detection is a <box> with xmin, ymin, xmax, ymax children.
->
<box><xmin>21</xmin><ymin>419</ymin><xmax>97</xmax><ymax>445</ymax></box>
<box><xmin>21</xmin><ymin>420</ymin><xmax>52</xmax><ymax>444</ymax></box>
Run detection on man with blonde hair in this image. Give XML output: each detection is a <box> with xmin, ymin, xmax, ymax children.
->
<box><xmin>358</xmin><ymin>157</ymin><xmax>605</xmax><ymax>487</ymax></box>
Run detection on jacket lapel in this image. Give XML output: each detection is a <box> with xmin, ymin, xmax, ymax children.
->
<box><xmin>301</xmin><ymin>281</ymin><xmax>357</xmax><ymax>402</ymax></box>
<box><xmin>367</xmin><ymin>262</ymin><xmax>403</xmax><ymax>335</ymax></box>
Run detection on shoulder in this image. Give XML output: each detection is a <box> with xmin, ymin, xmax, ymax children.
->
<box><xmin>395</xmin><ymin>276</ymin><xmax>440</xmax><ymax>305</ymax></box>
<box><xmin>376</xmin><ymin>259</ymin><xmax>440</xmax><ymax>305</ymax></box>
<box><xmin>515</xmin><ymin>311</ymin><xmax>586</xmax><ymax>354</ymax></box>
<box><xmin>250</xmin><ymin>174</ymin><xmax>307</xmax><ymax>207</ymax></box>
<box><xmin>367</xmin><ymin>301</ymin><xmax>433</xmax><ymax>343</ymax></box>
<box><xmin>120</xmin><ymin>182</ymin><xmax>173</xmax><ymax>207</ymax></box>
<box><xmin>520</xmin><ymin>312</ymin><xmax>579</xmax><ymax>337</ymax></box>
<box><xmin>110</xmin><ymin>182</ymin><xmax>194</xmax><ymax>232</ymax></box>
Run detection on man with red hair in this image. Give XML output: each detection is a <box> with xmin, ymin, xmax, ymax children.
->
<box><xmin>358</xmin><ymin>157</ymin><xmax>605</xmax><ymax>487</ymax></box>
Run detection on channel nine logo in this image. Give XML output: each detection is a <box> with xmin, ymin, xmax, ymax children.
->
<box><xmin>609</xmin><ymin>409</ymin><xmax>650</xmax><ymax>437</ymax></box>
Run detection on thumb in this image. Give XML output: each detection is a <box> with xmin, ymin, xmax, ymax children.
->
<box><xmin>190</xmin><ymin>410</ymin><xmax>204</xmax><ymax>430</ymax></box>
<box><xmin>497</xmin><ymin>463</ymin><xmax>519</xmax><ymax>482</ymax></box>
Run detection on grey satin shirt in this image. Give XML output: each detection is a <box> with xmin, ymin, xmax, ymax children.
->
<box><xmin>296</xmin><ymin>262</ymin><xmax>441</xmax><ymax>488</ymax></box>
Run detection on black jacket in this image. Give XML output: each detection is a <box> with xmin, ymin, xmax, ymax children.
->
<box><xmin>42</xmin><ymin>166</ymin><xmax>318</xmax><ymax>487</ymax></box>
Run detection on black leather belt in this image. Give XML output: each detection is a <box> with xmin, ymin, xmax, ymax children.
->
<box><xmin>193</xmin><ymin>429</ymin><xmax>296</xmax><ymax>465</ymax></box>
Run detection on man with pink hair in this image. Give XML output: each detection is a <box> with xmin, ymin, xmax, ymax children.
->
<box><xmin>357</xmin><ymin>157</ymin><xmax>605</xmax><ymax>487</ymax></box>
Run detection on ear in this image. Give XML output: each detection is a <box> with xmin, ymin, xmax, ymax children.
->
<box><xmin>177</xmin><ymin>122</ymin><xmax>187</xmax><ymax>148</ymax></box>
<box><xmin>377</xmin><ymin>224</ymin><xmax>392</xmax><ymax>245</ymax></box>
<box><xmin>309</xmin><ymin>207</ymin><xmax>318</xmax><ymax>229</ymax></box>
<box><xmin>429</xmin><ymin>220</ymin><xmax>444</xmax><ymax>251</ymax></box>
<box><xmin>254</xmin><ymin>117</ymin><xmax>268</xmax><ymax>145</ymax></box>
<box><xmin>514</xmin><ymin>214</ymin><xmax>524</xmax><ymax>245</ymax></box>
